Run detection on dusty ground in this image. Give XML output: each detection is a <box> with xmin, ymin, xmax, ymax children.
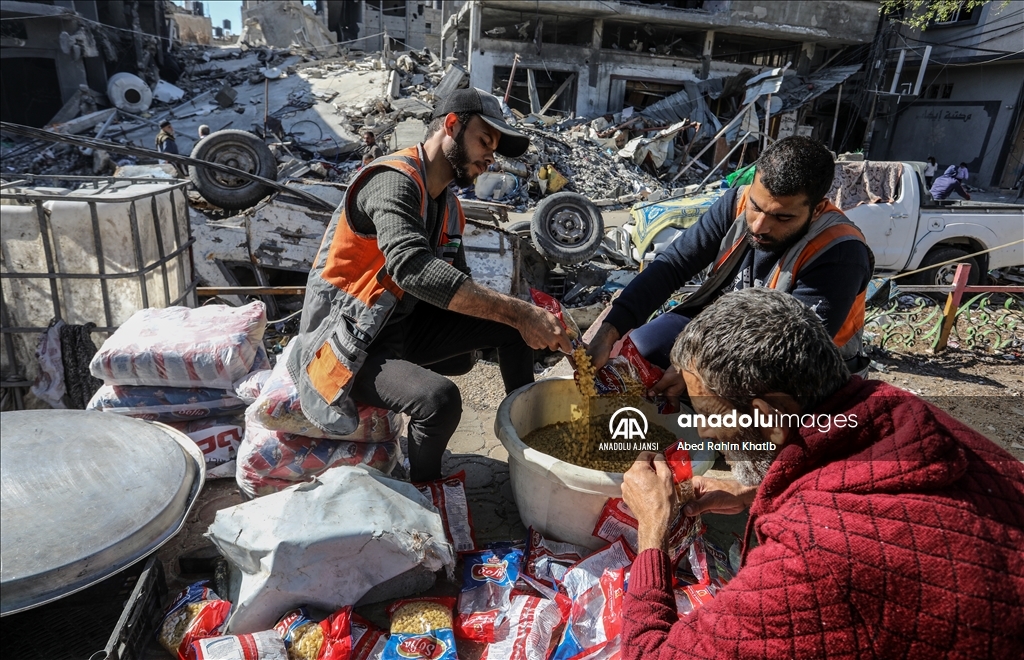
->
<box><xmin>868</xmin><ymin>348</ymin><xmax>1024</xmax><ymax>457</ymax></box>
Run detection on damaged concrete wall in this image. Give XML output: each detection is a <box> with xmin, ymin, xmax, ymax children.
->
<box><xmin>170</xmin><ymin>12</ymin><xmax>214</xmax><ymax>45</ymax></box>
<box><xmin>241</xmin><ymin>0</ymin><xmax>339</xmax><ymax>56</ymax></box>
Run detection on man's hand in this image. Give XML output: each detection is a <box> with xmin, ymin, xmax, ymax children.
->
<box><xmin>518</xmin><ymin>304</ymin><xmax>572</xmax><ymax>353</ymax></box>
<box><xmin>682</xmin><ymin>476</ymin><xmax>757</xmax><ymax>516</ymax></box>
<box><xmin>585</xmin><ymin>322</ymin><xmax>620</xmax><ymax>369</ymax></box>
<box><xmin>622</xmin><ymin>452</ymin><xmax>677</xmax><ymax>553</ymax></box>
<box><xmin>650</xmin><ymin>365</ymin><xmax>687</xmax><ymax>404</ymax></box>
<box><xmin>448</xmin><ymin>280</ymin><xmax>571</xmax><ymax>353</ymax></box>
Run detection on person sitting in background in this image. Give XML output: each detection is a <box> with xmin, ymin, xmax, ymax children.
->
<box><xmin>930</xmin><ymin>164</ymin><xmax>971</xmax><ymax>200</ymax></box>
<box><xmin>620</xmin><ymin>287</ymin><xmax>1024</xmax><ymax>659</ymax></box>
<box><xmin>198</xmin><ymin>124</ymin><xmax>211</xmax><ymax>139</ymax></box>
<box><xmin>362</xmin><ymin>129</ymin><xmax>385</xmax><ymax>160</ymax></box>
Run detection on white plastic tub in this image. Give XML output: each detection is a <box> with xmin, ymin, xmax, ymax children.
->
<box><xmin>495</xmin><ymin>377</ymin><xmax>714</xmax><ymax>549</ymax></box>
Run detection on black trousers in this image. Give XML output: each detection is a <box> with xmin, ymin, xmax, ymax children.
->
<box><xmin>350</xmin><ymin>302</ymin><xmax>534</xmax><ymax>481</ymax></box>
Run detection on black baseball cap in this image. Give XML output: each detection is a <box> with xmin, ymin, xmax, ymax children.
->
<box><xmin>433</xmin><ymin>88</ymin><xmax>530</xmax><ymax>158</ymax></box>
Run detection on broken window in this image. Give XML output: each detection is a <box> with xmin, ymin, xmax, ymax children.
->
<box><xmin>494</xmin><ymin>66</ymin><xmax>576</xmax><ymax>116</ymax></box>
<box><xmin>366</xmin><ymin>1</ymin><xmax>407</xmax><ymax>18</ymax></box>
<box><xmin>931</xmin><ymin>3</ymin><xmax>978</xmax><ymax>26</ymax></box>
<box><xmin>941</xmin><ymin>83</ymin><xmax>954</xmax><ymax>98</ymax></box>
<box><xmin>712</xmin><ymin>35</ymin><xmax>799</xmax><ymax>68</ymax></box>
<box><xmin>480</xmin><ymin>8</ymin><xmax>592</xmax><ymax>46</ymax></box>
<box><xmin>0</xmin><ymin>57</ymin><xmax>63</xmax><ymax>128</ymax></box>
<box><xmin>621</xmin><ymin>0</ymin><xmax>706</xmax><ymax>8</ymax></box>
<box><xmin>601</xmin><ymin>21</ymin><xmax>703</xmax><ymax>57</ymax></box>
<box><xmin>622</xmin><ymin>79</ymin><xmax>685</xmax><ymax>110</ymax></box>
<box><xmin>0</xmin><ymin>19</ymin><xmax>28</xmax><ymax>41</ymax></box>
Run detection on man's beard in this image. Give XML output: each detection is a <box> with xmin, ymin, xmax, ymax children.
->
<box><xmin>723</xmin><ymin>426</ymin><xmax>775</xmax><ymax>487</ymax></box>
<box><xmin>745</xmin><ymin>213</ymin><xmax>811</xmax><ymax>255</ymax></box>
<box><xmin>445</xmin><ymin>125</ymin><xmax>474</xmax><ymax>187</ymax></box>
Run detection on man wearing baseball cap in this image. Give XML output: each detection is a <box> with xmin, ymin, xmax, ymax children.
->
<box><xmin>290</xmin><ymin>88</ymin><xmax>570</xmax><ymax>482</ymax></box>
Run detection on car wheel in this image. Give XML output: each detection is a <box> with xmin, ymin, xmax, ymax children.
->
<box><xmin>530</xmin><ymin>192</ymin><xmax>604</xmax><ymax>265</ymax></box>
<box><xmin>910</xmin><ymin>246</ymin><xmax>981</xmax><ymax>286</ymax></box>
<box><xmin>189</xmin><ymin>130</ymin><xmax>277</xmax><ymax>210</ymax></box>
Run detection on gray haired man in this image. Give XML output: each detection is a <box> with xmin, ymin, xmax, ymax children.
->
<box><xmin>618</xmin><ymin>288</ymin><xmax>1024</xmax><ymax>658</ymax></box>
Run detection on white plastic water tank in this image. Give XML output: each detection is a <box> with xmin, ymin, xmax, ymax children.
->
<box><xmin>495</xmin><ymin>377</ymin><xmax>714</xmax><ymax>549</ymax></box>
<box><xmin>106</xmin><ymin>72</ymin><xmax>153</xmax><ymax>113</ymax></box>
<box><xmin>1</xmin><ymin>178</ymin><xmax>193</xmax><ymax>386</ymax></box>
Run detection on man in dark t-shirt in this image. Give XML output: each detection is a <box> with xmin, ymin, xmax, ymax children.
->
<box><xmin>588</xmin><ymin>137</ymin><xmax>872</xmax><ymax>399</ymax></box>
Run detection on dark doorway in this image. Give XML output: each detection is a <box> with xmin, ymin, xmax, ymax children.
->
<box><xmin>0</xmin><ymin>57</ymin><xmax>63</xmax><ymax>127</ymax></box>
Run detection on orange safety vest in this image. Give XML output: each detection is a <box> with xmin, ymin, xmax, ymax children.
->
<box><xmin>287</xmin><ymin>145</ymin><xmax>466</xmax><ymax>436</ymax></box>
<box><xmin>709</xmin><ymin>186</ymin><xmax>870</xmax><ymax>362</ymax></box>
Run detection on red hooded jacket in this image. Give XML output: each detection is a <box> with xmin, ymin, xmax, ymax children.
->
<box><xmin>623</xmin><ymin>377</ymin><xmax>1024</xmax><ymax>658</ymax></box>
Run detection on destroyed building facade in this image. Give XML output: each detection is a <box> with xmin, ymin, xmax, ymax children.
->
<box><xmin>451</xmin><ymin>0</ymin><xmax>879</xmax><ymax>125</ymax></box>
<box><xmin>866</xmin><ymin>0</ymin><xmax>1024</xmax><ymax>188</ymax></box>
<box><xmin>0</xmin><ymin>0</ymin><xmax>171</xmax><ymax>128</ymax></box>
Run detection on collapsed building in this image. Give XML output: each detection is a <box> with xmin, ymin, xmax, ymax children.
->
<box><xmin>0</xmin><ymin>0</ymin><xmax>174</xmax><ymax>128</ymax></box>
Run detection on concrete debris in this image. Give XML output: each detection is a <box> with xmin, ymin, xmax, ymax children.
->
<box><xmin>152</xmin><ymin>80</ymin><xmax>186</xmax><ymax>104</ymax></box>
<box><xmin>239</xmin><ymin>1</ymin><xmax>340</xmax><ymax>58</ymax></box>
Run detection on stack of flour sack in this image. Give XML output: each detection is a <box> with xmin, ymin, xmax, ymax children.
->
<box><xmin>87</xmin><ymin>302</ymin><xmax>270</xmax><ymax>478</ymax></box>
<box><xmin>87</xmin><ymin>302</ymin><xmax>400</xmax><ymax>492</ymax></box>
<box><xmin>233</xmin><ymin>341</ymin><xmax>400</xmax><ymax>497</ymax></box>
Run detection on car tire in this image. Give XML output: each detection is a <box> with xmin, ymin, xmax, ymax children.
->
<box><xmin>530</xmin><ymin>192</ymin><xmax>604</xmax><ymax>265</ymax></box>
<box><xmin>189</xmin><ymin>130</ymin><xmax>277</xmax><ymax>210</ymax></box>
<box><xmin>910</xmin><ymin>246</ymin><xmax>981</xmax><ymax>286</ymax></box>
<box><xmin>506</xmin><ymin>220</ymin><xmax>532</xmax><ymax>239</ymax></box>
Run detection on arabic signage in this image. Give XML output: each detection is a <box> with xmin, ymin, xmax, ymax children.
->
<box><xmin>890</xmin><ymin>101</ymin><xmax>1000</xmax><ymax>171</ymax></box>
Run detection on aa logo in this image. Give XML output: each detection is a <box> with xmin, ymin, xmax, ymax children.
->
<box><xmin>609</xmin><ymin>407</ymin><xmax>648</xmax><ymax>440</ymax></box>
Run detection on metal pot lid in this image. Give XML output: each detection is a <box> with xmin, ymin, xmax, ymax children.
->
<box><xmin>1</xmin><ymin>410</ymin><xmax>205</xmax><ymax>616</ymax></box>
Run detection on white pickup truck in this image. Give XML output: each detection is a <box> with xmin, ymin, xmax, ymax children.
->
<box><xmin>617</xmin><ymin>161</ymin><xmax>1024</xmax><ymax>285</ymax></box>
<box><xmin>846</xmin><ymin>162</ymin><xmax>1023</xmax><ymax>285</ymax></box>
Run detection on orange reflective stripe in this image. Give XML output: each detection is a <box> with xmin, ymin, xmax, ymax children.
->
<box><xmin>306</xmin><ymin>340</ymin><xmax>352</xmax><ymax>402</ymax></box>
<box><xmin>834</xmin><ymin>290</ymin><xmax>865</xmax><ymax>346</ymax></box>
<box><xmin>790</xmin><ymin>224</ymin><xmax>865</xmax><ymax>281</ymax></box>
<box><xmin>713</xmin><ymin>236</ymin><xmax>746</xmax><ymax>274</ymax></box>
<box><xmin>735</xmin><ymin>186</ymin><xmax>749</xmax><ymax>217</ymax></box>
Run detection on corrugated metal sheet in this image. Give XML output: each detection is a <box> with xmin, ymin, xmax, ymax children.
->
<box><xmin>640</xmin><ymin>79</ymin><xmax>724</xmax><ymax>140</ymax></box>
<box><xmin>774</xmin><ymin>64</ymin><xmax>862</xmax><ymax>113</ymax></box>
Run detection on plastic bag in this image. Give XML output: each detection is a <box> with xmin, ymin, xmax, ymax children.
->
<box><xmin>383</xmin><ymin>597</ymin><xmax>458</xmax><ymax>660</ymax></box>
<box><xmin>531</xmin><ymin>289</ymin><xmax>673</xmax><ymax>412</ymax></box>
<box><xmin>414</xmin><ymin>471</ymin><xmax>477</xmax><ymax>554</ymax></box>
<box><xmin>480</xmin><ymin>595</ymin><xmax>564</xmax><ymax>660</ymax></box>
<box><xmin>521</xmin><ymin>527</ymin><xmax>588</xmax><ymax>591</ymax></box>
<box><xmin>166</xmin><ymin>414</ymin><xmax>244</xmax><ymax>479</ymax></box>
<box><xmin>87</xmin><ymin>384</ymin><xmax>245</xmax><ymax>421</ymax></box>
<box><xmin>236</xmin><ymin>369</ymin><xmax>272</xmax><ymax>405</ymax></box>
<box><xmin>187</xmin><ymin>631</ymin><xmax>288</xmax><ymax>660</ymax></box>
<box><xmin>455</xmin><ymin>547</ymin><xmax>523</xmax><ymax>641</ymax></box>
<box><xmin>90</xmin><ymin>302</ymin><xmax>267</xmax><ymax>389</ymax></box>
<box><xmin>350</xmin><ymin>614</ymin><xmax>388</xmax><ymax>660</ymax></box>
<box><xmin>530</xmin><ymin>289</ymin><xmax>583</xmax><ymax>347</ymax></box>
<box><xmin>208</xmin><ymin>466</ymin><xmax>455</xmax><ymax>633</ymax></box>
<box><xmin>236</xmin><ymin>414</ymin><xmax>400</xmax><ymax>497</ymax></box>
<box><xmin>250</xmin><ymin>347</ymin><xmax>396</xmax><ymax>441</ymax></box>
<box><xmin>673</xmin><ymin>583</ymin><xmax>716</xmax><ymax>617</ymax></box>
<box><xmin>551</xmin><ymin>541</ymin><xmax>632</xmax><ymax>660</ymax></box>
<box><xmin>158</xmin><ymin>582</ymin><xmax>233</xmax><ymax>660</ymax></box>
<box><xmin>275</xmin><ymin>607</ymin><xmax>352</xmax><ymax>660</ymax></box>
<box><xmin>592</xmin><ymin>497</ymin><xmax>702</xmax><ymax>567</ymax></box>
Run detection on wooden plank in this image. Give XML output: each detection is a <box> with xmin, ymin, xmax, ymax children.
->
<box><xmin>933</xmin><ymin>264</ymin><xmax>970</xmax><ymax>353</ymax></box>
<box><xmin>526</xmin><ymin>69</ymin><xmax>541</xmax><ymax>114</ymax></box>
<box><xmin>538</xmin><ymin>74</ymin><xmax>575</xmax><ymax>115</ymax></box>
<box><xmin>198</xmin><ymin>286</ymin><xmax>306</xmax><ymax>296</ymax></box>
